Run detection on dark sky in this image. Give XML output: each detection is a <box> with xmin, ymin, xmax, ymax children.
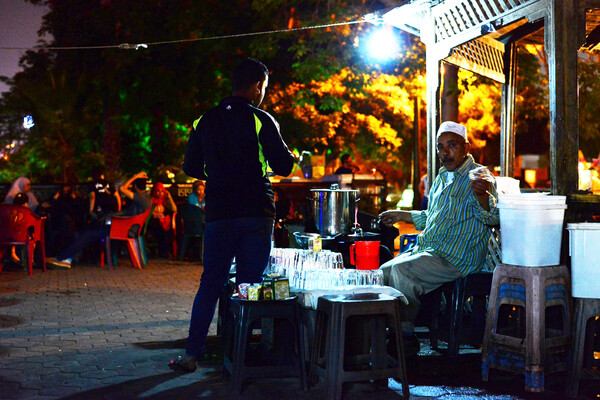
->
<box><xmin>0</xmin><ymin>0</ymin><xmax>48</xmax><ymax>94</ymax></box>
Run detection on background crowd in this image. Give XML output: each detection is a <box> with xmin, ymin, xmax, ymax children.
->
<box><xmin>1</xmin><ymin>172</ymin><xmax>205</xmax><ymax>268</ymax></box>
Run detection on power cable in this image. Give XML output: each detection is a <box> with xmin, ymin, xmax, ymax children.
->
<box><xmin>0</xmin><ymin>19</ymin><xmax>367</xmax><ymax>51</ymax></box>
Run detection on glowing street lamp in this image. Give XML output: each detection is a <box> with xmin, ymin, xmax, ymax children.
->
<box><xmin>23</xmin><ymin>115</ymin><xmax>34</xmax><ymax>130</ymax></box>
<box><xmin>363</xmin><ymin>25</ymin><xmax>401</xmax><ymax>61</ymax></box>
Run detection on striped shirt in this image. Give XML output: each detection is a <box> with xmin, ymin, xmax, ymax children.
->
<box><xmin>410</xmin><ymin>154</ymin><xmax>500</xmax><ymax>276</ymax></box>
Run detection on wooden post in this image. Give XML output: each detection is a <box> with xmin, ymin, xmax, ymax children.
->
<box><xmin>412</xmin><ymin>98</ymin><xmax>422</xmax><ymax>210</ymax></box>
<box><xmin>500</xmin><ymin>41</ymin><xmax>517</xmax><ymax>178</ymax></box>
<box><xmin>426</xmin><ymin>52</ymin><xmax>442</xmax><ymax>183</ymax></box>
<box><xmin>546</xmin><ymin>0</ymin><xmax>580</xmax><ymax>195</ymax></box>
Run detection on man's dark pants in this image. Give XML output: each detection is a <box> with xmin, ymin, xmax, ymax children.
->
<box><xmin>56</xmin><ymin>225</ymin><xmax>110</xmax><ymax>261</ymax></box>
<box><xmin>186</xmin><ymin>217</ymin><xmax>274</xmax><ymax>357</ymax></box>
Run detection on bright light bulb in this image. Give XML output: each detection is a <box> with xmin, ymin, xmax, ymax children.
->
<box><xmin>364</xmin><ymin>27</ymin><xmax>400</xmax><ymax>61</ymax></box>
<box><xmin>23</xmin><ymin>115</ymin><xmax>34</xmax><ymax>130</ymax></box>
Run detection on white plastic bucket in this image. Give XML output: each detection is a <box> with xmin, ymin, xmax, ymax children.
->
<box><xmin>567</xmin><ymin>223</ymin><xmax>600</xmax><ymax>298</ymax></box>
<box><xmin>497</xmin><ymin>196</ymin><xmax>567</xmax><ymax>267</ymax></box>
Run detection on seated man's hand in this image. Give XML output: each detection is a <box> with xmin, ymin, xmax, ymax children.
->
<box><xmin>470</xmin><ymin>178</ymin><xmax>492</xmax><ymax>211</ymax></box>
<box><xmin>378</xmin><ymin>210</ymin><xmax>413</xmax><ymax>227</ymax></box>
<box><xmin>470</xmin><ymin>177</ymin><xmax>491</xmax><ymax>197</ymax></box>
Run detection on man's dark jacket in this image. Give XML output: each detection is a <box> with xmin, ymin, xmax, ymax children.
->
<box><xmin>183</xmin><ymin>96</ymin><xmax>295</xmax><ymax>222</ymax></box>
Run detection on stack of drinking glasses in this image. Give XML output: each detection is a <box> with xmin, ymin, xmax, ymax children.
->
<box><xmin>268</xmin><ymin>248</ymin><xmax>384</xmax><ymax>291</ymax></box>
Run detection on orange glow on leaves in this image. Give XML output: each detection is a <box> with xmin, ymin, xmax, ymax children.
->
<box><xmin>268</xmin><ymin>68</ymin><xmax>423</xmax><ymax>149</ymax></box>
<box><xmin>457</xmin><ymin>69</ymin><xmax>501</xmax><ymax>149</ymax></box>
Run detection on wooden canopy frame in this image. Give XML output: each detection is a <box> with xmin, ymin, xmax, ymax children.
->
<box><xmin>384</xmin><ymin>0</ymin><xmax>600</xmax><ymax>198</ymax></box>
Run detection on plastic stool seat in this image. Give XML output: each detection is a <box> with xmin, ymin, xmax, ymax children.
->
<box><xmin>309</xmin><ymin>292</ymin><xmax>409</xmax><ymax>400</ymax></box>
<box><xmin>223</xmin><ymin>296</ymin><xmax>306</xmax><ymax>393</ymax></box>
<box><xmin>566</xmin><ymin>298</ymin><xmax>600</xmax><ymax>398</ymax></box>
<box><xmin>482</xmin><ymin>264</ymin><xmax>572</xmax><ymax>392</ymax></box>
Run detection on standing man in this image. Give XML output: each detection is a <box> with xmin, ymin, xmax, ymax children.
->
<box><xmin>378</xmin><ymin>121</ymin><xmax>499</xmax><ymax>353</ymax></box>
<box><xmin>175</xmin><ymin>58</ymin><xmax>295</xmax><ymax>371</ymax></box>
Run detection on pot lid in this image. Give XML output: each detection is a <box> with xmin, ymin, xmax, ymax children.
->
<box><xmin>310</xmin><ymin>183</ymin><xmax>359</xmax><ymax>193</ymax></box>
<box><xmin>310</xmin><ymin>188</ymin><xmax>359</xmax><ymax>193</ymax></box>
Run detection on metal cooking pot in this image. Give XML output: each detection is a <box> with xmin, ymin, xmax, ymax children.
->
<box><xmin>310</xmin><ymin>184</ymin><xmax>359</xmax><ymax>236</ymax></box>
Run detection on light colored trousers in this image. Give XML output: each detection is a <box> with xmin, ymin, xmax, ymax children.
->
<box><xmin>379</xmin><ymin>251</ymin><xmax>463</xmax><ymax>333</ymax></box>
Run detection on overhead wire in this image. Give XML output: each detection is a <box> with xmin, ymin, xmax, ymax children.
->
<box><xmin>0</xmin><ymin>19</ymin><xmax>367</xmax><ymax>52</ymax></box>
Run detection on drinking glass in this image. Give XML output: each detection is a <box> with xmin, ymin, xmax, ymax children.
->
<box><xmin>371</xmin><ymin>269</ymin><xmax>384</xmax><ymax>286</ymax></box>
<box><xmin>344</xmin><ymin>269</ymin><xmax>357</xmax><ymax>288</ymax></box>
<box><xmin>468</xmin><ymin>166</ymin><xmax>495</xmax><ymax>182</ymax></box>
<box><xmin>316</xmin><ymin>251</ymin><xmax>330</xmax><ymax>270</ymax></box>
<box><xmin>332</xmin><ymin>252</ymin><xmax>344</xmax><ymax>269</ymax></box>
<box><xmin>331</xmin><ymin>269</ymin><xmax>346</xmax><ymax>290</ymax></box>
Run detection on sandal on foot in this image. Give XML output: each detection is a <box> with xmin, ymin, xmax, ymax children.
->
<box><xmin>169</xmin><ymin>355</ymin><xmax>197</xmax><ymax>372</ymax></box>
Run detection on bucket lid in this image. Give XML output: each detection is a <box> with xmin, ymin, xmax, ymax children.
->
<box><xmin>499</xmin><ymin>192</ymin><xmax>551</xmax><ymax>196</ymax></box>
<box><xmin>566</xmin><ymin>222</ymin><xmax>600</xmax><ymax>230</ymax></box>
<box><xmin>497</xmin><ymin>202</ymin><xmax>567</xmax><ymax>210</ymax></box>
<box><xmin>498</xmin><ymin>193</ymin><xmax>566</xmax><ymax>205</ymax></box>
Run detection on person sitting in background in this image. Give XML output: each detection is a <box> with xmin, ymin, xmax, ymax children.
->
<box><xmin>48</xmin><ymin>171</ymin><xmax>152</xmax><ymax>268</ymax></box>
<box><xmin>334</xmin><ymin>154</ymin><xmax>360</xmax><ymax>174</ymax></box>
<box><xmin>148</xmin><ymin>182</ymin><xmax>177</xmax><ymax>258</ymax></box>
<box><xmin>46</xmin><ymin>185</ymin><xmax>84</xmax><ymax>258</ymax></box>
<box><xmin>89</xmin><ymin>167</ymin><xmax>121</xmax><ymax>226</ymax></box>
<box><xmin>4</xmin><ymin>177</ymin><xmax>39</xmax><ymax>213</ymax></box>
<box><xmin>6</xmin><ymin>192</ymin><xmax>29</xmax><ymax>263</ymax></box>
<box><xmin>13</xmin><ymin>192</ymin><xmax>28</xmax><ymax>207</ymax></box>
<box><xmin>187</xmin><ymin>180</ymin><xmax>205</xmax><ymax>209</ymax></box>
<box><xmin>5</xmin><ymin>180</ymin><xmax>40</xmax><ymax>264</ymax></box>
<box><xmin>378</xmin><ymin>121</ymin><xmax>499</xmax><ymax>354</ymax></box>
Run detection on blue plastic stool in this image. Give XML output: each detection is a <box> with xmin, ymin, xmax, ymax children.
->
<box><xmin>481</xmin><ymin>264</ymin><xmax>571</xmax><ymax>392</ymax></box>
<box><xmin>566</xmin><ymin>298</ymin><xmax>600</xmax><ymax>398</ymax></box>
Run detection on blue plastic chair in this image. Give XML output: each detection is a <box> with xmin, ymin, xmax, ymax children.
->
<box><xmin>177</xmin><ymin>203</ymin><xmax>204</xmax><ymax>262</ymax></box>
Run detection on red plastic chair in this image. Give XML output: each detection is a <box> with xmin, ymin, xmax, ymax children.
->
<box><xmin>0</xmin><ymin>204</ymin><xmax>47</xmax><ymax>276</ymax></box>
<box><xmin>103</xmin><ymin>207</ymin><xmax>152</xmax><ymax>270</ymax></box>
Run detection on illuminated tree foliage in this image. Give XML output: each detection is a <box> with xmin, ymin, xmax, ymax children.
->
<box><xmin>456</xmin><ymin>68</ymin><xmax>502</xmax><ymax>165</ymax></box>
<box><xmin>455</xmin><ymin>45</ymin><xmax>600</xmax><ymax>167</ymax></box>
<box><xmin>270</xmin><ymin>65</ymin><xmax>425</xmax><ymax>186</ymax></box>
<box><xmin>6</xmin><ymin>1</ymin><xmax>596</xmax><ymax>189</ymax></box>
<box><xmin>578</xmin><ymin>57</ymin><xmax>600</xmax><ymax>160</ymax></box>
<box><xmin>453</xmin><ymin>45</ymin><xmax>554</xmax><ymax>167</ymax></box>
<box><xmin>1</xmin><ymin>0</ymin><xmax>425</xmax><ymax>185</ymax></box>
<box><xmin>513</xmin><ymin>45</ymin><xmax>550</xmax><ymax>156</ymax></box>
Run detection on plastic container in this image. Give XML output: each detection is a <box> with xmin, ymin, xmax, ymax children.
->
<box><xmin>498</xmin><ymin>193</ymin><xmax>565</xmax><ymax>204</ymax></box>
<box><xmin>497</xmin><ymin>195</ymin><xmax>567</xmax><ymax>267</ymax></box>
<box><xmin>567</xmin><ymin>223</ymin><xmax>600</xmax><ymax>298</ymax></box>
<box><xmin>349</xmin><ymin>241</ymin><xmax>380</xmax><ymax>270</ymax></box>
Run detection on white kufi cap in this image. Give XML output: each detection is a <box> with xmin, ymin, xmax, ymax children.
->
<box><xmin>437</xmin><ymin>121</ymin><xmax>468</xmax><ymax>141</ymax></box>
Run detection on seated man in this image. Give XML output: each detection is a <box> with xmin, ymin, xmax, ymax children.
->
<box><xmin>378</xmin><ymin>121</ymin><xmax>499</xmax><ymax>352</ymax></box>
<box><xmin>48</xmin><ymin>171</ymin><xmax>152</xmax><ymax>268</ymax></box>
<box><xmin>334</xmin><ymin>153</ymin><xmax>360</xmax><ymax>174</ymax></box>
<box><xmin>89</xmin><ymin>167</ymin><xmax>121</xmax><ymax>226</ymax></box>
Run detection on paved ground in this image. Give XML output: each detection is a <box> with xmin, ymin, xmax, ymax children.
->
<box><xmin>0</xmin><ymin>259</ymin><xmax>598</xmax><ymax>400</ymax></box>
